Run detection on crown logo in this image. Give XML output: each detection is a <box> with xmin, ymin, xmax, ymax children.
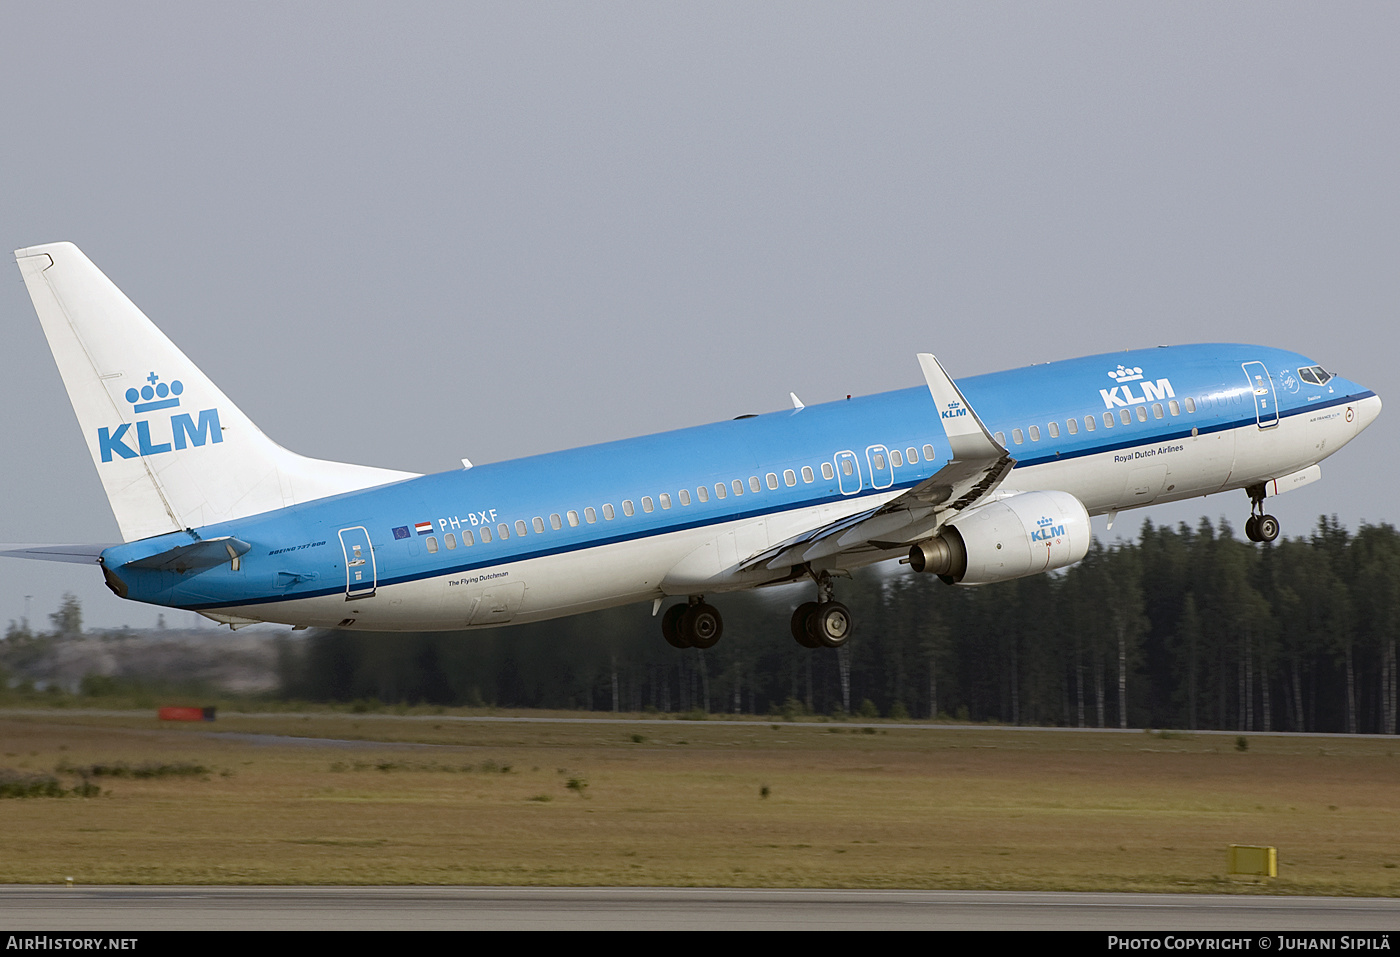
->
<box><xmin>1107</xmin><ymin>365</ymin><xmax>1143</xmax><ymax>382</ymax></box>
<box><xmin>1037</xmin><ymin>516</ymin><xmax>1054</xmax><ymax>527</ymax></box>
<box><xmin>125</xmin><ymin>372</ymin><xmax>184</xmax><ymax>413</ymax></box>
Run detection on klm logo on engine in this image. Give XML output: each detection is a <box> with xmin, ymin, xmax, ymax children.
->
<box><xmin>1030</xmin><ymin>515</ymin><xmax>1064</xmax><ymax>543</ymax></box>
<box><xmin>97</xmin><ymin>372</ymin><xmax>223</xmax><ymax>463</ymax></box>
<box><xmin>941</xmin><ymin>400</ymin><xmax>968</xmax><ymax>420</ymax></box>
<box><xmin>1100</xmin><ymin>364</ymin><xmax>1174</xmax><ymax>409</ymax></box>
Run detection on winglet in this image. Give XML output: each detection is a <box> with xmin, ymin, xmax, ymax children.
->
<box><xmin>917</xmin><ymin>353</ymin><xmax>1006</xmax><ymax>461</ymax></box>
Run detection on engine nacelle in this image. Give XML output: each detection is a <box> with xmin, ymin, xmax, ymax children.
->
<box><xmin>908</xmin><ymin>489</ymin><xmax>1091</xmax><ymax>585</ymax></box>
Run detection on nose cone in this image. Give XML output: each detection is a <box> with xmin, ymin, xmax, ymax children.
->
<box><xmin>1352</xmin><ymin>392</ymin><xmax>1382</xmax><ymax>436</ymax></box>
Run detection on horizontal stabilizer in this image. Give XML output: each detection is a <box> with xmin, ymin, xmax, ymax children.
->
<box><xmin>120</xmin><ymin>536</ymin><xmax>251</xmax><ymax>573</ymax></box>
<box><xmin>0</xmin><ymin>543</ymin><xmax>111</xmax><ymax>565</ymax></box>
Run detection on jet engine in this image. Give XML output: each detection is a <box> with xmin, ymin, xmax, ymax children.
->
<box><xmin>908</xmin><ymin>489</ymin><xmax>1091</xmax><ymax>585</ymax></box>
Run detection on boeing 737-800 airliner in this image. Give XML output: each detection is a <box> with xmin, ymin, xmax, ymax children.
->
<box><xmin>2</xmin><ymin>243</ymin><xmax>1382</xmax><ymax>649</ymax></box>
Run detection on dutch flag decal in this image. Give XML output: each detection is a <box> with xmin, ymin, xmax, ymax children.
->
<box><xmin>415</xmin><ymin>522</ymin><xmax>433</xmax><ymax>536</ymax></box>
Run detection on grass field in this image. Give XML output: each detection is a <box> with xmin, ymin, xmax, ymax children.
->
<box><xmin>1</xmin><ymin>709</ymin><xmax>1397</xmax><ymax>894</ymax></box>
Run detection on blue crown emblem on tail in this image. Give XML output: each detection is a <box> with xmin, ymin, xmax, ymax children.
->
<box><xmin>98</xmin><ymin>370</ymin><xmax>222</xmax><ymax>463</ymax></box>
<box><xmin>125</xmin><ymin>372</ymin><xmax>184</xmax><ymax>413</ymax></box>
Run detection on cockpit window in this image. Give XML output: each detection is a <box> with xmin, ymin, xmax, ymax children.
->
<box><xmin>1299</xmin><ymin>365</ymin><xmax>1333</xmax><ymax>386</ymax></box>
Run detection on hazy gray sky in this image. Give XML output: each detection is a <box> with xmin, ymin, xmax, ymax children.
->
<box><xmin>3</xmin><ymin>3</ymin><xmax>1397</xmax><ymax>630</ymax></box>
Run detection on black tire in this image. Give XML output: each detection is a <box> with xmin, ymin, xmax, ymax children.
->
<box><xmin>791</xmin><ymin>601</ymin><xmax>820</xmax><ymax>648</ymax></box>
<box><xmin>683</xmin><ymin>603</ymin><xmax>723</xmax><ymax>649</ymax></box>
<box><xmin>1257</xmin><ymin>514</ymin><xmax>1280</xmax><ymax>543</ymax></box>
<box><xmin>810</xmin><ymin>601</ymin><xmax>852</xmax><ymax>649</ymax></box>
<box><xmin>1245</xmin><ymin>515</ymin><xmax>1261</xmax><ymax>542</ymax></box>
<box><xmin>662</xmin><ymin>604</ymin><xmax>690</xmax><ymax>649</ymax></box>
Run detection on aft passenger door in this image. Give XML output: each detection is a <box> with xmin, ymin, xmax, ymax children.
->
<box><xmin>338</xmin><ymin>526</ymin><xmax>378</xmax><ymax>600</ymax></box>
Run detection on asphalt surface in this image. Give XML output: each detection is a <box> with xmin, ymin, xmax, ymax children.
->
<box><xmin>2</xmin><ymin>886</ymin><xmax>1399</xmax><ymax>931</ymax></box>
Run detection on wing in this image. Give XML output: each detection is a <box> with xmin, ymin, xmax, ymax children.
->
<box><xmin>741</xmin><ymin>353</ymin><xmax>1014</xmax><ymax>571</ymax></box>
<box><xmin>0</xmin><ymin>544</ymin><xmax>112</xmax><ymax>565</ymax></box>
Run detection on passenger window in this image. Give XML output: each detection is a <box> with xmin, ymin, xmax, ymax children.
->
<box><xmin>732</xmin><ymin>479</ymin><xmax>743</xmax><ymax>496</ymax></box>
<box><xmin>783</xmin><ymin>469</ymin><xmax>796</xmax><ymax>487</ymax></box>
<box><xmin>426</xmin><ymin>535</ymin><xmax>439</xmax><ymax>554</ymax></box>
<box><xmin>550</xmin><ymin>514</ymin><xmax>562</xmax><ymax>530</ymax></box>
<box><xmin>715</xmin><ymin>483</ymin><xmax>727</xmax><ymax>499</ymax></box>
<box><xmin>890</xmin><ymin>450</ymin><xmax>903</xmax><ymax>468</ymax></box>
<box><xmin>995</xmin><ymin>432</ymin><xmax>1005</xmax><ymax>446</ymax></box>
<box><xmin>603</xmin><ymin>504</ymin><xmax>615</xmax><ymax>520</ymax></box>
<box><xmin>1029</xmin><ymin>426</ymin><xmax>1040</xmax><ymax>442</ymax></box>
<box><xmin>446</xmin><ymin>533</ymin><xmax>457</xmax><ymax>550</ymax></box>
<box><xmin>463</xmin><ymin>530</ymin><xmax>474</xmax><ymax>546</ymax></box>
<box><xmin>622</xmin><ymin>500</ymin><xmax>634</xmax><ymax>516</ymax></box>
<box><xmin>1135</xmin><ymin>406</ymin><xmax>1147</xmax><ymax>422</ymax></box>
<box><xmin>567</xmin><ymin>510</ymin><xmax>579</xmax><ymax>527</ymax></box>
<box><xmin>480</xmin><ymin>526</ymin><xmax>492</xmax><ymax>543</ymax></box>
<box><xmin>1103</xmin><ymin>412</ymin><xmax>1114</xmax><ymax>429</ymax></box>
<box><xmin>1185</xmin><ymin>397</ymin><xmax>1197</xmax><ymax>413</ymax></box>
<box><xmin>1120</xmin><ymin>409</ymin><xmax>1131</xmax><ymax>425</ymax></box>
<box><xmin>1169</xmin><ymin>399</ymin><xmax>1180</xmax><ymax>416</ymax></box>
<box><xmin>840</xmin><ymin>459</ymin><xmax>853</xmax><ymax>476</ymax></box>
<box><xmin>585</xmin><ymin>507</ymin><xmax>597</xmax><ymax>524</ymax></box>
<box><xmin>1153</xmin><ymin>403</ymin><xmax>1163</xmax><ymax>419</ymax></box>
<box><xmin>516</xmin><ymin>520</ymin><xmax>528</xmax><ymax>536</ymax></box>
<box><xmin>642</xmin><ymin>497</ymin><xmax>653</xmax><ymax>513</ymax></box>
<box><xmin>499</xmin><ymin>523</ymin><xmax>510</xmax><ymax>539</ymax></box>
<box><xmin>1067</xmin><ymin>418</ymin><xmax>1078</xmax><ymax>435</ymax></box>
<box><xmin>1012</xmin><ymin>428</ymin><xmax>1024</xmax><ymax>445</ymax></box>
<box><xmin>802</xmin><ymin>466</ymin><xmax>814</xmax><ymax>483</ymax></box>
<box><xmin>923</xmin><ymin>444</ymin><xmax>935</xmax><ymax>461</ymax></box>
<box><xmin>1048</xmin><ymin>422</ymin><xmax>1059</xmax><ymax>438</ymax></box>
<box><xmin>1085</xmin><ymin>415</ymin><xmax>1095</xmax><ymax>432</ymax></box>
<box><xmin>906</xmin><ymin>447</ymin><xmax>918</xmax><ymax>464</ymax></box>
<box><xmin>697</xmin><ymin>486</ymin><xmax>709</xmax><ymax>503</ymax></box>
<box><xmin>661</xmin><ymin>493</ymin><xmax>673</xmax><ymax>509</ymax></box>
<box><xmin>873</xmin><ymin>453</ymin><xmax>886</xmax><ymax>470</ymax></box>
<box><xmin>821</xmin><ymin>463</ymin><xmax>834</xmax><ymax>480</ymax></box>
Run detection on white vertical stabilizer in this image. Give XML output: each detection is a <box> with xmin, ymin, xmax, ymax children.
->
<box><xmin>14</xmin><ymin>242</ymin><xmax>419</xmax><ymax>542</ymax></box>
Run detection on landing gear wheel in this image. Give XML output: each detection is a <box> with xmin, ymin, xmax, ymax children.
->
<box><xmin>662</xmin><ymin>604</ymin><xmax>690</xmax><ymax>649</ymax></box>
<box><xmin>1257</xmin><ymin>514</ymin><xmax>1280</xmax><ymax>543</ymax></box>
<box><xmin>791</xmin><ymin>602</ymin><xmax>820</xmax><ymax>648</ymax></box>
<box><xmin>807</xmin><ymin>601</ymin><xmax>852</xmax><ymax>649</ymax></box>
<box><xmin>682</xmin><ymin>602</ymin><xmax>723</xmax><ymax>649</ymax></box>
<box><xmin>1244</xmin><ymin>484</ymin><xmax>1278</xmax><ymax>545</ymax></box>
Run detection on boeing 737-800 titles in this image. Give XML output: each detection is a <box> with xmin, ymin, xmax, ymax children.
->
<box><xmin>2</xmin><ymin>243</ymin><xmax>1382</xmax><ymax>649</ymax></box>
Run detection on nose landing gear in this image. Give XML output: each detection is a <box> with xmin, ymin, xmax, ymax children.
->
<box><xmin>1244</xmin><ymin>484</ymin><xmax>1280</xmax><ymax>543</ymax></box>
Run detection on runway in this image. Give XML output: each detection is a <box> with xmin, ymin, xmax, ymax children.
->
<box><xmin>2</xmin><ymin>886</ymin><xmax>1398</xmax><ymax>931</ymax></box>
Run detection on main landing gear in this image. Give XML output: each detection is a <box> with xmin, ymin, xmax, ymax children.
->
<box><xmin>662</xmin><ymin>598</ymin><xmax>723</xmax><ymax>649</ymax></box>
<box><xmin>660</xmin><ymin>575</ymin><xmax>854</xmax><ymax>651</ymax></box>
<box><xmin>790</xmin><ymin>573</ymin><xmax>852</xmax><ymax>649</ymax></box>
<box><xmin>1244</xmin><ymin>484</ymin><xmax>1280</xmax><ymax>543</ymax></box>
